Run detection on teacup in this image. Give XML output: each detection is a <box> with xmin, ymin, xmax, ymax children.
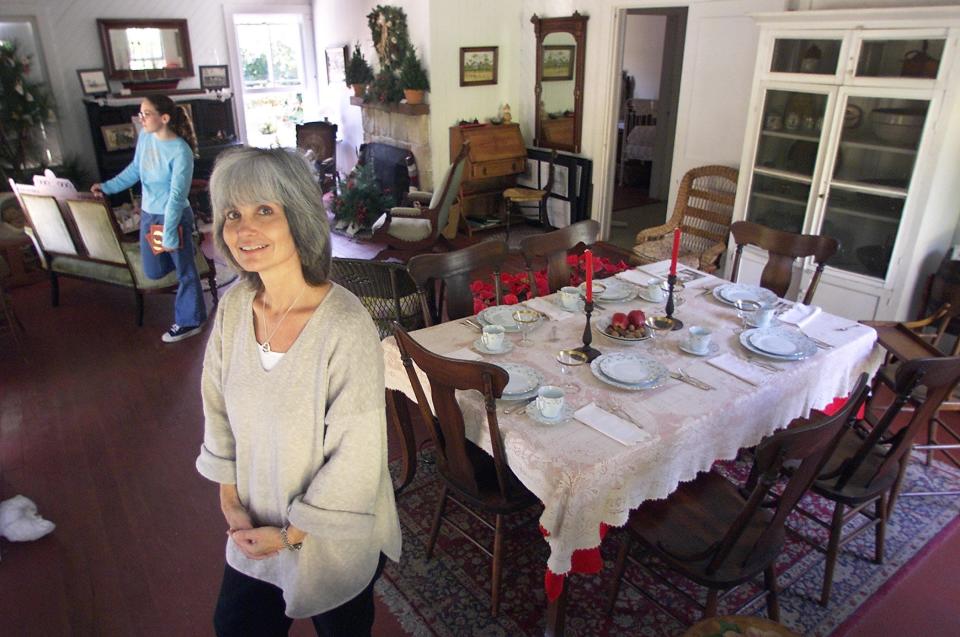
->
<box><xmin>645</xmin><ymin>278</ymin><xmax>666</xmax><ymax>301</ymax></box>
<box><xmin>481</xmin><ymin>324</ymin><xmax>506</xmax><ymax>350</ymax></box>
<box><xmin>536</xmin><ymin>385</ymin><xmax>565</xmax><ymax>419</ymax></box>
<box><xmin>559</xmin><ymin>286</ymin><xmax>581</xmax><ymax>310</ymax></box>
<box><xmin>753</xmin><ymin>303</ymin><xmax>777</xmax><ymax>328</ymax></box>
<box><xmin>686</xmin><ymin>326</ymin><xmax>712</xmax><ymax>354</ymax></box>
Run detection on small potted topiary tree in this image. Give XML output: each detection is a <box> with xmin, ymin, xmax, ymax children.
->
<box><xmin>344</xmin><ymin>43</ymin><xmax>374</xmax><ymax>97</ymax></box>
<box><xmin>399</xmin><ymin>49</ymin><xmax>429</xmax><ymax>105</ymax></box>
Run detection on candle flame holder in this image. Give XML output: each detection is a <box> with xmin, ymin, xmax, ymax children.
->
<box><xmin>649</xmin><ymin>273</ymin><xmax>683</xmax><ymax>331</ymax></box>
<box><xmin>576</xmin><ymin>300</ymin><xmax>602</xmax><ymax>362</ymax></box>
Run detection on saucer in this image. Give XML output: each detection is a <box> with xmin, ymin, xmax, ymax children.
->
<box><xmin>745</xmin><ymin>315</ymin><xmax>782</xmax><ymax>329</ymax></box>
<box><xmin>637</xmin><ymin>290</ymin><xmax>668</xmax><ymax>303</ymax></box>
<box><xmin>678</xmin><ymin>341</ymin><xmax>720</xmax><ymax>357</ymax></box>
<box><xmin>525</xmin><ymin>401</ymin><xmax>574</xmax><ymax>425</ymax></box>
<box><xmin>473</xmin><ymin>338</ymin><xmax>514</xmax><ymax>355</ymax></box>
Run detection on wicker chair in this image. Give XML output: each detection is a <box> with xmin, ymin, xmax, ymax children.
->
<box><xmin>631</xmin><ymin>165</ymin><xmax>738</xmax><ymax>273</ymax></box>
<box><xmin>328</xmin><ymin>258</ymin><xmax>425</xmax><ymax>339</ymax></box>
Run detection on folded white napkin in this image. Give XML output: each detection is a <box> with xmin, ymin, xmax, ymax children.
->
<box><xmin>615</xmin><ymin>268</ymin><xmax>654</xmax><ymax>287</ymax></box>
<box><xmin>444</xmin><ymin>347</ymin><xmax>482</xmax><ymax>361</ymax></box>
<box><xmin>524</xmin><ymin>296</ymin><xmax>576</xmax><ymax>321</ymax></box>
<box><xmin>779</xmin><ymin>303</ymin><xmax>822</xmax><ymax>329</ymax></box>
<box><xmin>574</xmin><ymin>402</ymin><xmax>654</xmax><ymax>446</ymax></box>
<box><xmin>706</xmin><ymin>353</ymin><xmax>768</xmax><ymax>386</ymax></box>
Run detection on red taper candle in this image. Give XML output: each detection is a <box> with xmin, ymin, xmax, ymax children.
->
<box><xmin>669</xmin><ymin>228</ymin><xmax>682</xmax><ymax>276</ymax></box>
<box><xmin>585</xmin><ymin>249</ymin><xmax>593</xmax><ymax>303</ymax></box>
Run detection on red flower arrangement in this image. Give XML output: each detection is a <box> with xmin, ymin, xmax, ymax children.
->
<box><xmin>471</xmin><ymin>253</ymin><xmax>630</xmax><ymax>313</ymax></box>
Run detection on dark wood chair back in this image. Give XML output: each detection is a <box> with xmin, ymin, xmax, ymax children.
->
<box><xmin>329</xmin><ymin>257</ymin><xmax>425</xmax><ymax>339</ymax></box>
<box><xmin>730</xmin><ymin>220</ymin><xmax>839</xmax><ymax>304</ymax></box>
<box><xmin>407</xmin><ymin>239</ymin><xmax>507</xmax><ymax>325</ymax></box>
<box><xmin>519</xmin><ymin>219</ymin><xmax>600</xmax><ymax>295</ymax></box>
<box><xmin>296</xmin><ymin>119</ymin><xmax>338</xmax><ymax>193</ymax></box>
<box><xmin>393</xmin><ymin>325</ymin><xmax>525</xmax><ymax>504</ymax></box>
<box><xmin>833</xmin><ymin>357</ymin><xmax>960</xmax><ymax>493</ymax></box>
<box><xmin>706</xmin><ymin>373</ymin><xmax>869</xmax><ymax>576</ymax></box>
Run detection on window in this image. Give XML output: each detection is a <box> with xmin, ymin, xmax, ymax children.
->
<box><xmin>126</xmin><ymin>28</ymin><xmax>166</xmax><ymax>71</ymax></box>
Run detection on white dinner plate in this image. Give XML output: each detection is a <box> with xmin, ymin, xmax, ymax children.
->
<box><xmin>739</xmin><ymin>328</ymin><xmax>817</xmax><ymax>361</ymax></box>
<box><xmin>497</xmin><ymin>363</ymin><xmax>544</xmax><ymax>397</ymax></box>
<box><xmin>524</xmin><ymin>401</ymin><xmax>574</xmax><ymax>425</ymax></box>
<box><xmin>579</xmin><ymin>279</ymin><xmax>637</xmax><ymax>302</ymax></box>
<box><xmin>477</xmin><ymin>305</ymin><xmax>521</xmax><ymax>332</ymax></box>
<box><xmin>473</xmin><ymin>338</ymin><xmax>514</xmax><ymax>355</ymax></box>
<box><xmin>712</xmin><ymin>283</ymin><xmax>779</xmax><ymax>307</ymax></box>
<box><xmin>599</xmin><ymin>353</ymin><xmax>665</xmax><ymax>385</ymax></box>
<box><xmin>590</xmin><ymin>356</ymin><xmax>668</xmax><ymax>391</ymax></box>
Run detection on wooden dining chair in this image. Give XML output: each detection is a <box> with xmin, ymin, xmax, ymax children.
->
<box><xmin>406</xmin><ymin>239</ymin><xmax>508</xmax><ymax>325</ymax></box>
<box><xmin>393</xmin><ymin>325</ymin><xmax>541</xmax><ymax>616</ymax></box>
<box><xmin>519</xmin><ymin>219</ymin><xmax>600</xmax><ymax>295</ymax></box>
<box><xmin>729</xmin><ymin>220</ymin><xmax>839</xmax><ymax>304</ymax></box>
<box><xmin>607</xmin><ymin>373</ymin><xmax>869</xmax><ymax>623</ymax></box>
<box><xmin>792</xmin><ymin>356</ymin><xmax>960</xmax><ymax>606</ymax></box>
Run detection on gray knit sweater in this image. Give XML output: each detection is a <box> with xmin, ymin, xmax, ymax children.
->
<box><xmin>196</xmin><ymin>282</ymin><xmax>402</xmax><ymax>618</ymax></box>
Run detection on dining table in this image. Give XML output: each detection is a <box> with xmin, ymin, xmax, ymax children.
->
<box><xmin>380</xmin><ymin>259</ymin><xmax>884</xmax><ymax>635</ymax></box>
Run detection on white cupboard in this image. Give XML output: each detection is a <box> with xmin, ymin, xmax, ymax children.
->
<box><xmin>728</xmin><ymin>7</ymin><xmax>960</xmax><ymax>320</ymax></box>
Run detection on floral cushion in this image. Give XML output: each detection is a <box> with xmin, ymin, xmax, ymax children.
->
<box><xmin>632</xmin><ymin>236</ymin><xmax>701</xmax><ymax>268</ymax></box>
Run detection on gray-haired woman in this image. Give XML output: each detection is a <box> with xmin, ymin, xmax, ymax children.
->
<box><xmin>196</xmin><ymin>147</ymin><xmax>401</xmax><ymax>636</ymax></box>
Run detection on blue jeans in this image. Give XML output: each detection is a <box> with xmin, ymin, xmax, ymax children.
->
<box><xmin>139</xmin><ymin>208</ymin><xmax>207</xmax><ymax>327</ymax></box>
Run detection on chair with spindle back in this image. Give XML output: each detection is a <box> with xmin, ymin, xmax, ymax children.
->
<box><xmin>518</xmin><ymin>219</ymin><xmax>600</xmax><ymax>295</ymax></box>
<box><xmin>607</xmin><ymin>373</ymin><xmax>869</xmax><ymax>622</ymax></box>
<box><xmin>729</xmin><ymin>220</ymin><xmax>839</xmax><ymax>304</ymax></box>
<box><xmin>393</xmin><ymin>325</ymin><xmax>540</xmax><ymax>616</ymax></box>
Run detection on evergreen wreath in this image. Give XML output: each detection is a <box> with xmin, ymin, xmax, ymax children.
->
<box><xmin>367</xmin><ymin>5</ymin><xmax>411</xmax><ymax>71</ymax></box>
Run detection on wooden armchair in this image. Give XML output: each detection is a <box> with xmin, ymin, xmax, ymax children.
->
<box><xmin>519</xmin><ymin>219</ymin><xmax>600</xmax><ymax>295</ymax></box>
<box><xmin>730</xmin><ymin>220</ymin><xmax>839</xmax><ymax>304</ymax></box>
<box><xmin>394</xmin><ymin>325</ymin><xmax>540</xmax><ymax>616</ymax></box>
<box><xmin>9</xmin><ymin>170</ymin><xmax>217</xmax><ymax>325</ymax></box>
<box><xmin>296</xmin><ymin>119</ymin><xmax>338</xmax><ymax>194</ymax></box>
<box><xmin>371</xmin><ymin>143</ymin><xmax>469</xmax><ymax>254</ymax></box>
<box><xmin>632</xmin><ymin>165</ymin><xmax>738</xmax><ymax>273</ymax></box>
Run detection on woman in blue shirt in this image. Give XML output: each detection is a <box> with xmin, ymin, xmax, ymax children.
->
<box><xmin>92</xmin><ymin>94</ymin><xmax>208</xmax><ymax>342</ymax></box>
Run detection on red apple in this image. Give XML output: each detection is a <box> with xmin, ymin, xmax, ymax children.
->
<box><xmin>627</xmin><ymin>309</ymin><xmax>646</xmax><ymax>329</ymax></box>
<box><xmin>611</xmin><ymin>312</ymin><xmax>628</xmax><ymax>329</ymax></box>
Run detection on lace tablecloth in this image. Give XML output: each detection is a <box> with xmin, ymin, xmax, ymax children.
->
<box><xmin>381</xmin><ymin>264</ymin><xmax>883</xmax><ymax>576</ymax></box>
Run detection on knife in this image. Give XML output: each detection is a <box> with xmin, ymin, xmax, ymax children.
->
<box><xmin>503</xmin><ymin>397</ymin><xmax>537</xmax><ymax>415</ymax></box>
<box><xmin>670</xmin><ymin>372</ymin><xmax>713</xmax><ymax>391</ymax></box>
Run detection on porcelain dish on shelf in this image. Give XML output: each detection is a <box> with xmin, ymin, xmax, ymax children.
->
<box><xmin>524</xmin><ymin>401</ymin><xmax>574</xmax><ymax>425</ymax></box>
<box><xmin>579</xmin><ymin>278</ymin><xmax>636</xmax><ymax>302</ymax></box>
<box><xmin>590</xmin><ymin>353</ymin><xmax>669</xmax><ymax>390</ymax></box>
<box><xmin>712</xmin><ymin>283</ymin><xmax>779</xmax><ymax>307</ymax></box>
<box><xmin>473</xmin><ymin>338</ymin><xmax>514</xmax><ymax>355</ymax></box>
<box><xmin>595</xmin><ymin>316</ymin><xmax>653</xmax><ymax>343</ymax></box>
<box><xmin>678</xmin><ymin>341</ymin><xmax>720</xmax><ymax>357</ymax></box>
<box><xmin>739</xmin><ymin>327</ymin><xmax>817</xmax><ymax>360</ymax></box>
<box><xmin>498</xmin><ymin>363</ymin><xmax>544</xmax><ymax>397</ymax></box>
<box><xmin>477</xmin><ymin>305</ymin><xmax>524</xmax><ymax>332</ymax></box>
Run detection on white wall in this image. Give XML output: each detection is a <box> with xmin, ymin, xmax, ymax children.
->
<box><xmin>5</xmin><ymin>0</ymin><xmax>308</xmax><ymax>180</ymax></box>
<box><xmin>622</xmin><ymin>14</ymin><xmax>665</xmax><ymax>100</ymax></box>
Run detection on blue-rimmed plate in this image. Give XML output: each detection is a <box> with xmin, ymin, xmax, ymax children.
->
<box><xmin>579</xmin><ymin>278</ymin><xmax>637</xmax><ymax>302</ymax></box>
<box><xmin>497</xmin><ymin>362</ymin><xmax>544</xmax><ymax>398</ymax></box>
<box><xmin>739</xmin><ymin>327</ymin><xmax>817</xmax><ymax>361</ymax></box>
<box><xmin>712</xmin><ymin>283</ymin><xmax>779</xmax><ymax>307</ymax></box>
<box><xmin>478</xmin><ymin>305</ymin><xmax>521</xmax><ymax>332</ymax></box>
<box><xmin>590</xmin><ymin>353</ymin><xmax>668</xmax><ymax>390</ymax></box>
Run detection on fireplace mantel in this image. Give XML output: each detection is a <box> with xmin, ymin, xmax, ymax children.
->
<box><xmin>353</xmin><ymin>97</ymin><xmax>433</xmax><ymax>190</ymax></box>
<box><xmin>349</xmin><ymin>96</ymin><xmax>429</xmax><ymax>116</ymax></box>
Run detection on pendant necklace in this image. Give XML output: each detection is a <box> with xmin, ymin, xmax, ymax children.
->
<box><xmin>259</xmin><ymin>284</ymin><xmax>307</xmax><ymax>353</ymax></box>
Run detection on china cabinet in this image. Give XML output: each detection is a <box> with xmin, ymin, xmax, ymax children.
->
<box><xmin>729</xmin><ymin>7</ymin><xmax>960</xmax><ymax>320</ymax></box>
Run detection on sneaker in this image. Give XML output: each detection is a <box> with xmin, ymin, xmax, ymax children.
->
<box><xmin>161</xmin><ymin>323</ymin><xmax>203</xmax><ymax>343</ymax></box>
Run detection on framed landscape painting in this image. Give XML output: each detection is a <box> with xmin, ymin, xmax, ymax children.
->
<box><xmin>542</xmin><ymin>45</ymin><xmax>574</xmax><ymax>81</ymax></box>
<box><xmin>460</xmin><ymin>46</ymin><xmax>498</xmax><ymax>86</ymax></box>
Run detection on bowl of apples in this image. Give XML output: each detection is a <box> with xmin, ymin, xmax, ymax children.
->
<box><xmin>598</xmin><ymin>310</ymin><xmax>652</xmax><ymax>342</ymax></box>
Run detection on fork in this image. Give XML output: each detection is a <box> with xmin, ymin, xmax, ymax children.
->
<box><xmin>741</xmin><ymin>355</ymin><xmax>782</xmax><ymax>373</ymax></box>
<box><xmin>834</xmin><ymin>324</ymin><xmax>862</xmax><ymax>332</ymax></box>
<box><xmin>604</xmin><ymin>399</ymin><xmax>643</xmax><ymax>428</ymax></box>
<box><xmin>461</xmin><ymin>318</ymin><xmax>482</xmax><ymax>331</ymax></box>
<box><xmin>672</xmin><ymin>368</ymin><xmax>715</xmax><ymax>390</ymax></box>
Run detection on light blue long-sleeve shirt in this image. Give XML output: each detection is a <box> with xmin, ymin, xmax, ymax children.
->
<box><xmin>101</xmin><ymin>131</ymin><xmax>194</xmax><ymax>249</ymax></box>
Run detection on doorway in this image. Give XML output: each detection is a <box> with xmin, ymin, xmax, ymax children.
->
<box><xmin>608</xmin><ymin>8</ymin><xmax>687</xmax><ymax>251</ymax></box>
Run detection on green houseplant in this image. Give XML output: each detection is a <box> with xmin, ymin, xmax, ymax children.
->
<box><xmin>344</xmin><ymin>43</ymin><xmax>374</xmax><ymax>97</ymax></box>
<box><xmin>331</xmin><ymin>162</ymin><xmax>395</xmax><ymax>236</ymax></box>
<box><xmin>0</xmin><ymin>40</ymin><xmax>57</xmax><ymax>185</ymax></box>
<box><xmin>399</xmin><ymin>49</ymin><xmax>429</xmax><ymax>105</ymax></box>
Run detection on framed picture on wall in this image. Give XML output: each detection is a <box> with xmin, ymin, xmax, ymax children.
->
<box><xmin>542</xmin><ymin>45</ymin><xmax>574</xmax><ymax>81</ymax></box>
<box><xmin>199</xmin><ymin>65</ymin><xmax>229</xmax><ymax>90</ymax></box>
<box><xmin>459</xmin><ymin>46</ymin><xmax>498</xmax><ymax>86</ymax></box>
<box><xmin>325</xmin><ymin>45</ymin><xmax>348</xmax><ymax>84</ymax></box>
<box><xmin>101</xmin><ymin>123</ymin><xmax>138</xmax><ymax>152</ymax></box>
<box><xmin>77</xmin><ymin>68</ymin><xmax>109</xmax><ymax>96</ymax></box>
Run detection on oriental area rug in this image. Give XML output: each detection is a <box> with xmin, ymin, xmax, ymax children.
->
<box><xmin>375</xmin><ymin>452</ymin><xmax>960</xmax><ymax>636</ymax></box>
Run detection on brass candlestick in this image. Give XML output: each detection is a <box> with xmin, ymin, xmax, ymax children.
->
<box><xmin>576</xmin><ymin>300</ymin><xmax>602</xmax><ymax>362</ymax></box>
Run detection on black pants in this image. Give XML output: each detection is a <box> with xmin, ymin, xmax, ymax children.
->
<box><xmin>213</xmin><ymin>553</ymin><xmax>387</xmax><ymax>637</ymax></box>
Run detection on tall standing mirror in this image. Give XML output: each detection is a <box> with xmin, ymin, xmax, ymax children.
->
<box><xmin>532</xmin><ymin>13</ymin><xmax>588</xmax><ymax>154</ymax></box>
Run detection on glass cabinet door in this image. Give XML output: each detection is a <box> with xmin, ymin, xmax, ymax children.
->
<box><xmin>819</xmin><ymin>95</ymin><xmax>929</xmax><ymax>279</ymax></box>
<box><xmin>771</xmin><ymin>38</ymin><xmax>843</xmax><ymax>75</ymax></box>
<box><xmin>746</xmin><ymin>89</ymin><xmax>830</xmax><ymax>234</ymax></box>
<box><xmin>856</xmin><ymin>37</ymin><xmax>945</xmax><ymax>80</ymax></box>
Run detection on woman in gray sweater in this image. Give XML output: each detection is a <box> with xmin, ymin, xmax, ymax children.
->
<box><xmin>196</xmin><ymin>147</ymin><xmax>401</xmax><ymax>636</ymax></box>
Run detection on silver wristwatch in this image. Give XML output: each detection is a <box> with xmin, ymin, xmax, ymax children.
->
<box><xmin>280</xmin><ymin>525</ymin><xmax>303</xmax><ymax>551</ymax></box>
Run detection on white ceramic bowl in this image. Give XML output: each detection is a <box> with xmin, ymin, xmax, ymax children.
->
<box><xmin>871</xmin><ymin>108</ymin><xmax>925</xmax><ymax>145</ymax></box>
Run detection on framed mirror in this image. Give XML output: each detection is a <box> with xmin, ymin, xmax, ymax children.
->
<box><xmin>97</xmin><ymin>19</ymin><xmax>194</xmax><ymax>84</ymax></box>
<box><xmin>532</xmin><ymin>13</ymin><xmax>588</xmax><ymax>154</ymax></box>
